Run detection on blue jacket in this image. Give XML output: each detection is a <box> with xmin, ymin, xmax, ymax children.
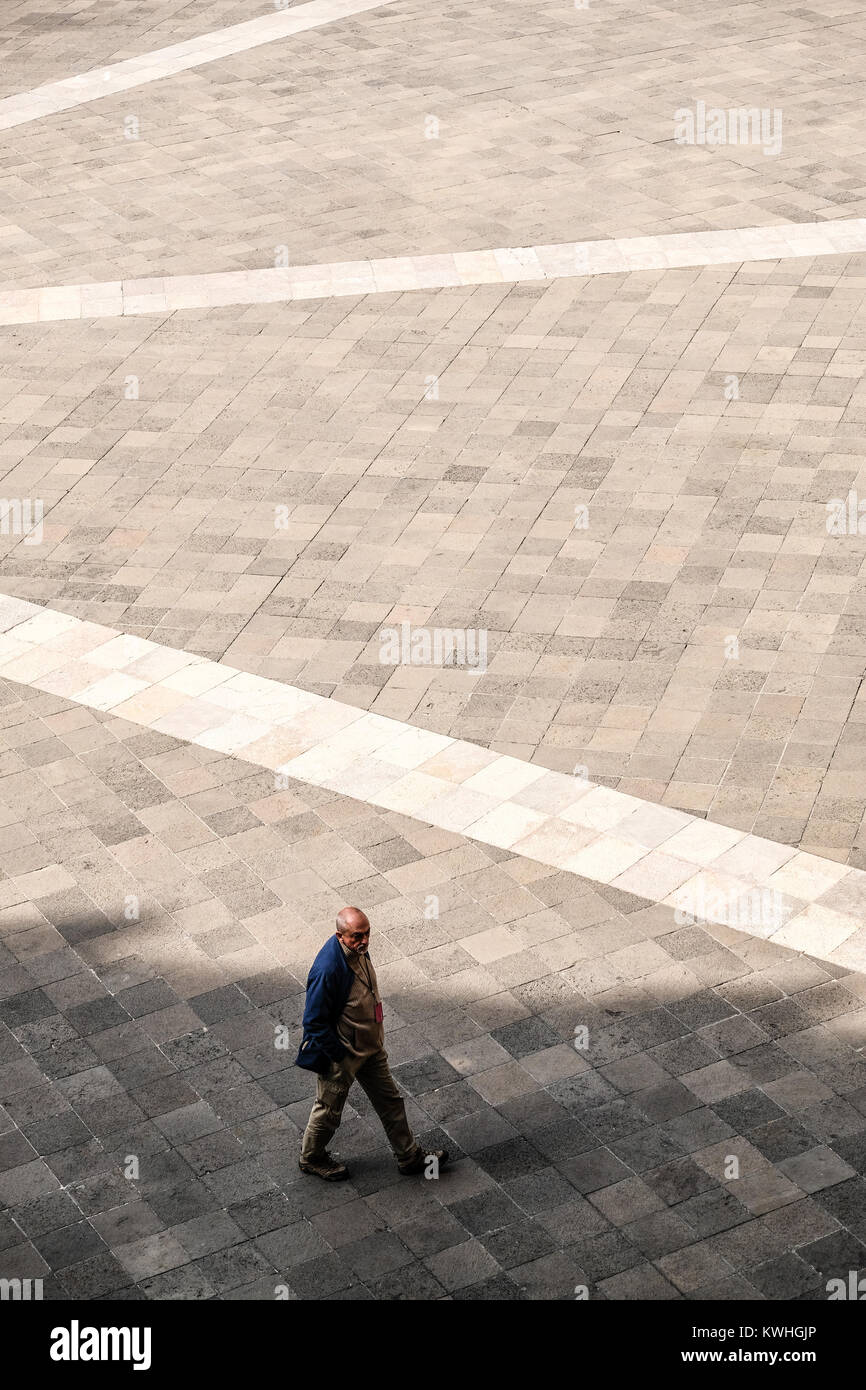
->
<box><xmin>294</xmin><ymin>934</ymin><xmax>355</xmax><ymax>1074</ymax></box>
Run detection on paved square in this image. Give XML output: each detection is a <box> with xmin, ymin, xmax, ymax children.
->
<box><xmin>1</xmin><ymin>0</ymin><xmax>866</xmax><ymax>1301</ymax></box>
<box><xmin>1</xmin><ymin>676</ymin><xmax>866</xmax><ymax>1301</ymax></box>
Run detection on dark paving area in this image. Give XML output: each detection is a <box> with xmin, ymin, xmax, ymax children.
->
<box><xmin>1</xmin><ymin>675</ymin><xmax>866</xmax><ymax>1300</ymax></box>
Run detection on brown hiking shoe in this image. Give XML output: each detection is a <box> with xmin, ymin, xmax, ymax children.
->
<box><xmin>299</xmin><ymin>1152</ymin><xmax>349</xmax><ymax>1181</ymax></box>
<box><xmin>398</xmin><ymin>1147</ymin><xmax>450</xmax><ymax>1176</ymax></box>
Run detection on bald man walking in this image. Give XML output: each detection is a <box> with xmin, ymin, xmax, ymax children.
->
<box><xmin>296</xmin><ymin>907</ymin><xmax>449</xmax><ymax>1181</ymax></box>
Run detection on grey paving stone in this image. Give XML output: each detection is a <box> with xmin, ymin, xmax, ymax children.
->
<box><xmin>502</xmin><ymin>1166</ymin><xmax>580</xmax><ymax>1216</ymax></box>
<box><xmin>140</xmin><ymin>1265</ymin><xmax>217</xmax><ymax>1300</ymax></box>
<box><xmin>224</xmin><ymin>1275</ymin><xmax>296</xmax><ymax>1301</ymax></box>
<box><xmin>193</xmin><ymin>1240</ymin><xmax>276</xmax><ymax>1294</ymax></box>
<box><xmin>340</xmin><ymin>1231</ymin><xmax>414</xmax><ymax>1279</ymax></box>
<box><xmin>759</xmin><ymin>1198</ymin><xmax>842</xmax><ymax>1252</ymax></box>
<box><xmin>0</xmin><ymin>1159</ymin><xmax>62</xmax><ymax>1206</ymax></box>
<box><xmin>311</xmin><ymin>1200</ymin><xmax>385</xmax><ymax>1248</ymax></box>
<box><xmin>565</xmin><ymin>1230</ymin><xmax>642</xmax><ymax>1282</ymax></box>
<box><xmin>713</xmin><ymin>1088</ymin><xmax>788</xmax><ymax>1134</ymax></box>
<box><xmin>634</xmin><ymin>1080</ymin><xmax>703</xmax><ymax>1124</ymax></box>
<box><xmin>8</xmin><ymin>1190</ymin><xmax>81</xmax><ymax>1236</ymax></box>
<box><xmin>532</xmin><ymin>1117</ymin><xmax>596</xmax><ymax>1162</ymax></box>
<box><xmin>115</xmin><ymin>1231</ymin><xmax>191</xmax><ymax>1282</ymax></box>
<box><xmin>812</xmin><ymin>1177</ymin><xmax>866</xmax><ymax>1240</ymax></box>
<box><xmin>559</xmin><ymin>1147</ymin><xmax>633</xmax><ymax>1194</ymax></box>
<box><xmin>473</xmin><ymin>1138</ymin><xmax>546</xmax><ymax>1182</ymax></box>
<box><xmin>491</xmin><ymin>1018</ymin><xmax>562</xmax><ymax>1059</ymax></box>
<box><xmin>750</xmin><ymin>1117</ymin><xmax>819</xmax><ymax>1164</ymax></box>
<box><xmin>480</xmin><ymin>1220</ymin><xmax>557</xmax><ymax>1270</ymax></box>
<box><xmin>229</xmin><ymin>1192</ymin><xmax>299</xmax><ymax>1237</ymax></box>
<box><xmin>800</xmin><ymin>1099</ymin><xmax>866</xmax><ymax>1145</ymax></box>
<box><xmin>833</xmin><ymin>1132</ymin><xmax>866</xmax><ymax>1176</ymax></box>
<box><xmin>59</xmin><ymin>1252</ymin><xmax>136</xmax><ymax>1299</ymax></box>
<box><xmin>747</xmin><ymin>1253</ymin><xmax>825</xmax><ymax>1300</ymax></box>
<box><xmin>497</xmin><ymin>1089</ymin><xmax>572</xmax><ymax>1133</ymax></box>
<box><xmin>609</xmin><ymin>1125</ymin><xmax>688</xmax><ymax>1173</ymax></box>
<box><xmin>643</xmin><ymin>1157</ymin><xmax>717</xmax><ymax>1207</ymax></box>
<box><xmin>623</xmin><ymin>1208</ymin><xmax>698</xmax><ymax>1259</ymax></box>
<box><xmin>285</xmin><ymin>1252</ymin><xmax>362</xmax><ymax>1299</ymax></box>
<box><xmin>509</xmin><ymin>1250</ymin><xmax>590</xmax><ymax>1300</ymax></box>
<box><xmin>368</xmin><ymin>1263</ymin><xmax>446</xmax><ymax>1300</ymax></box>
<box><xmin>395</xmin><ymin>1207</ymin><xmax>470</xmax><ymax>1259</ymax></box>
<box><xmin>651</xmin><ymin>1036</ymin><xmax>722</xmax><ymax>1077</ymax></box>
<box><xmin>670</xmin><ymin>991</ymin><xmax>737</xmax><ymax>1030</ymax></box>
<box><xmin>778</xmin><ymin>1145</ymin><xmax>858</xmax><ymax>1194</ymax></box>
<box><xmin>589</xmin><ymin>1177</ymin><xmax>667</xmax><ymax>1228</ymax></box>
<box><xmin>655</xmin><ymin>1240</ymin><xmax>738</xmax><ymax>1295</ymax></box>
<box><xmin>31</xmin><ymin>1220</ymin><xmax>108</xmax><ymax>1270</ymax></box>
<box><xmin>0</xmin><ymin>1213</ymin><xmax>28</xmax><ymax>1252</ymax></box>
<box><xmin>418</xmin><ymin>1081</ymin><xmax>487</xmax><ymax>1125</ymax></box>
<box><xmin>580</xmin><ymin>1098</ymin><xmax>650</xmax><ymax>1145</ymax></box>
<box><xmin>174</xmin><ymin>1211</ymin><xmax>246</xmax><ymax>1259</ymax></box>
<box><xmin>449</xmin><ymin>1188</ymin><xmax>522</xmax><ymax>1235</ymax></box>
<box><xmin>424</xmin><ymin>1237</ymin><xmax>501</xmax><ymax>1292</ymax></box>
<box><xmin>146</xmin><ymin>1180</ymin><xmax>219</xmax><ymax>1226</ymax></box>
<box><xmin>0</xmin><ymin>1240</ymin><xmax>49</xmax><ymax>1280</ymax></box>
<box><xmin>689</xmin><ymin>1274</ymin><xmax>764</xmax><ymax>1301</ymax></box>
<box><xmin>453</xmin><ymin>1273</ymin><xmax>526</xmax><ymax>1300</ymax></box>
<box><xmin>596</xmin><ymin>1264</ymin><xmax>682</xmax><ymax>1300</ymax></box>
<box><xmin>535</xmin><ymin>1197</ymin><xmax>611</xmax><ymax>1244</ymax></box>
<box><xmin>202</xmin><ymin>1160</ymin><xmax>277</xmax><ymax>1206</ymax></box>
<box><xmin>677</xmin><ymin>1187</ymin><xmax>754</xmax><ymax>1239</ymax></box>
<box><xmin>797</xmin><ymin>1229</ymin><xmax>866</xmax><ymax>1283</ymax></box>
<box><xmin>661</xmin><ymin>1107</ymin><xmax>736</xmax><ymax>1153</ymax></box>
<box><xmin>22</xmin><ymin>1111</ymin><xmax>93</xmax><ymax>1154</ymax></box>
<box><xmin>90</xmin><ymin>1202</ymin><xmax>164</xmax><ymax>1249</ymax></box>
<box><xmin>254</xmin><ymin>1221</ymin><xmax>331</xmax><ymax>1270</ymax></box>
<box><xmin>154</xmin><ymin>1101</ymin><xmax>224</xmax><ymax>1146</ymax></box>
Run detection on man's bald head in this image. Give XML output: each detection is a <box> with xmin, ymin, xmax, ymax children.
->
<box><xmin>337</xmin><ymin>906</ymin><xmax>368</xmax><ymax>934</ymax></box>
<box><xmin>336</xmin><ymin>906</ymin><xmax>371</xmax><ymax>953</ymax></box>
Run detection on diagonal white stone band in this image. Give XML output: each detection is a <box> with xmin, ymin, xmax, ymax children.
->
<box><xmin>3</xmin><ymin>219</ymin><xmax>865</xmax><ymax>325</ymax></box>
<box><xmin>0</xmin><ymin>592</ymin><xmax>863</xmax><ymax>971</ymax></box>
<box><xmin>0</xmin><ymin>0</ymin><xmax>402</xmax><ymax>133</ymax></box>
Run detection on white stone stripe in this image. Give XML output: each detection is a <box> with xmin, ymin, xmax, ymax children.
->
<box><xmin>0</xmin><ymin>0</ymin><xmax>401</xmax><ymax>132</ymax></box>
<box><xmin>3</xmin><ymin>219</ymin><xmax>865</xmax><ymax>325</ymax></box>
<box><xmin>0</xmin><ymin>592</ymin><xmax>863</xmax><ymax>970</ymax></box>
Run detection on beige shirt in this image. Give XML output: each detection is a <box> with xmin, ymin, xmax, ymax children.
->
<box><xmin>336</xmin><ymin>938</ymin><xmax>384</xmax><ymax>1057</ymax></box>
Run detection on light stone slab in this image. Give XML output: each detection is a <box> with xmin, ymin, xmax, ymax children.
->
<box><xmin>0</xmin><ymin>591</ymin><xmax>860</xmax><ymax>969</ymax></box>
<box><xmin>3</xmin><ymin>221</ymin><xmax>866</xmax><ymax>326</ymax></box>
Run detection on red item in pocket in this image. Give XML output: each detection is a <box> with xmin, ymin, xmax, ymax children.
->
<box><xmin>374</xmin><ymin>1002</ymin><xmax>383</xmax><ymax>1023</ymax></box>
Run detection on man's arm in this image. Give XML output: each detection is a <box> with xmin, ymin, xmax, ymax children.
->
<box><xmin>302</xmin><ymin>967</ymin><xmax>347</xmax><ymax>1062</ymax></box>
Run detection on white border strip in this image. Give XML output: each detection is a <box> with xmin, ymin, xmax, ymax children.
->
<box><xmin>0</xmin><ymin>592</ymin><xmax>864</xmax><ymax>970</ymax></box>
<box><xmin>0</xmin><ymin>0</ymin><xmax>400</xmax><ymax>132</ymax></box>
<box><xmin>4</xmin><ymin>219</ymin><xmax>866</xmax><ymax>325</ymax></box>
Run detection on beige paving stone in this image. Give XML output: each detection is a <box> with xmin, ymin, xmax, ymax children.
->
<box><xmin>565</xmin><ymin>834</ymin><xmax>647</xmax><ymax>884</ymax></box>
<box><xmin>765</xmin><ymin>852</ymin><xmax>852</xmax><ymax>902</ymax></box>
<box><xmin>611</xmin><ymin>851</ymin><xmax>698</xmax><ymax>900</ymax></box>
<box><xmin>458</xmin><ymin>925</ymin><xmax>524</xmax><ymax>965</ymax></box>
<box><xmin>462</xmin><ymin>803</ymin><xmax>548</xmax><ymax>851</ymax></box>
<box><xmin>770</xmin><ymin>902</ymin><xmax>859</xmax><ymax>956</ymax></box>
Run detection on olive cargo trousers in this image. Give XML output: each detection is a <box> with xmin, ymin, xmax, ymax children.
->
<box><xmin>300</xmin><ymin>1048</ymin><xmax>420</xmax><ymax>1164</ymax></box>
